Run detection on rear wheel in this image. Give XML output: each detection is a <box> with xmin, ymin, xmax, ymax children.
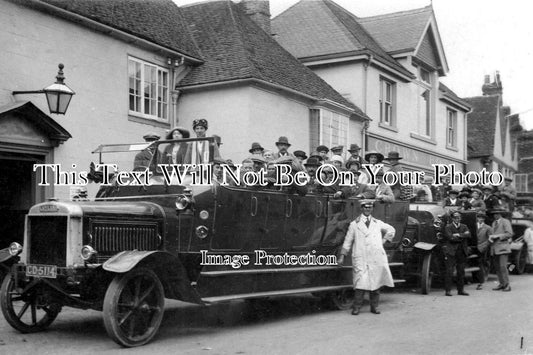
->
<box><xmin>103</xmin><ymin>268</ymin><xmax>165</xmax><ymax>347</ymax></box>
<box><xmin>0</xmin><ymin>275</ymin><xmax>60</xmax><ymax>333</ymax></box>
<box><xmin>323</xmin><ymin>289</ymin><xmax>354</xmax><ymax>310</ymax></box>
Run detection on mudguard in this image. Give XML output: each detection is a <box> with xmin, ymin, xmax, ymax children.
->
<box><xmin>102</xmin><ymin>250</ymin><xmax>159</xmax><ymax>273</ymax></box>
<box><xmin>0</xmin><ymin>248</ymin><xmax>13</xmax><ymax>264</ymax></box>
<box><xmin>413</xmin><ymin>242</ymin><xmax>437</xmax><ymax>251</ymax></box>
<box><xmin>102</xmin><ymin>250</ymin><xmax>203</xmax><ymax>304</ymax></box>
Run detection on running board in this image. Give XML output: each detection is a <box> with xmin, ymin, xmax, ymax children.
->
<box><xmin>201</xmin><ymin>285</ymin><xmax>352</xmax><ymax>304</ymax></box>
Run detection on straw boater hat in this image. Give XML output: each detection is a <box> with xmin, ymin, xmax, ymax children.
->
<box><xmin>275</xmin><ymin>136</ymin><xmax>291</xmax><ymax>146</ymax></box>
<box><xmin>248</xmin><ymin>142</ymin><xmax>265</xmax><ymax>153</ymax></box>
<box><xmin>165</xmin><ymin>127</ymin><xmax>190</xmax><ymax>139</ymax></box>
<box><xmin>364</xmin><ymin>150</ymin><xmax>384</xmax><ymax>163</ymax></box>
<box><xmin>384</xmin><ymin>151</ymin><xmax>403</xmax><ymax>161</ymax></box>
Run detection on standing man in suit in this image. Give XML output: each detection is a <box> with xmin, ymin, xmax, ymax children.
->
<box><xmin>441</xmin><ymin>211</ymin><xmax>471</xmax><ymax>296</ymax></box>
<box><xmin>338</xmin><ymin>201</ymin><xmax>395</xmax><ymax>315</ymax></box>
<box><xmin>488</xmin><ymin>208</ymin><xmax>513</xmax><ymax>291</ymax></box>
<box><xmin>475</xmin><ymin>211</ymin><xmax>493</xmax><ymax>290</ymax></box>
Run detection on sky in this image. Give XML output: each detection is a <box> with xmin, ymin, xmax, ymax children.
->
<box><xmin>174</xmin><ymin>0</ymin><xmax>533</xmax><ymax>130</ymax></box>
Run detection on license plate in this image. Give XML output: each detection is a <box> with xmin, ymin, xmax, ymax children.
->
<box><xmin>26</xmin><ymin>264</ymin><xmax>57</xmax><ymax>279</ymax></box>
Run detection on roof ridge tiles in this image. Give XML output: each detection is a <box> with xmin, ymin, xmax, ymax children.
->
<box><xmin>359</xmin><ymin>5</ymin><xmax>432</xmax><ymax>22</ymax></box>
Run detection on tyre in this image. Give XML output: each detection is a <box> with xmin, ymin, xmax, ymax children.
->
<box><xmin>420</xmin><ymin>253</ymin><xmax>433</xmax><ymax>295</ymax></box>
<box><xmin>103</xmin><ymin>268</ymin><xmax>165</xmax><ymax>347</ymax></box>
<box><xmin>0</xmin><ymin>274</ymin><xmax>60</xmax><ymax>333</ymax></box>
<box><xmin>323</xmin><ymin>289</ymin><xmax>354</xmax><ymax>310</ymax></box>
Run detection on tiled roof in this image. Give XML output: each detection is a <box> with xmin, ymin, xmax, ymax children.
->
<box><xmin>38</xmin><ymin>0</ymin><xmax>202</xmax><ymax>60</ymax></box>
<box><xmin>464</xmin><ymin>95</ymin><xmax>500</xmax><ymax>158</ymax></box>
<box><xmin>439</xmin><ymin>82</ymin><xmax>470</xmax><ymax>110</ymax></box>
<box><xmin>271</xmin><ymin>0</ymin><xmax>414</xmax><ymax>79</ymax></box>
<box><xmin>179</xmin><ymin>1</ymin><xmax>366</xmax><ymax>117</ymax></box>
<box><xmin>359</xmin><ymin>6</ymin><xmax>432</xmax><ymax>55</ymax></box>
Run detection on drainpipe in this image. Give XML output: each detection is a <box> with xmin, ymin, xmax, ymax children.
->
<box><xmin>362</xmin><ymin>54</ymin><xmax>373</xmax><ymax>154</ymax></box>
<box><xmin>169</xmin><ymin>56</ymin><xmax>185</xmax><ymax>127</ymax></box>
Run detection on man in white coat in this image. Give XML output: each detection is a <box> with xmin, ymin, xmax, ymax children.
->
<box><xmin>338</xmin><ymin>201</ymin><xmax>395</xmax><ymax>315</ymax></box>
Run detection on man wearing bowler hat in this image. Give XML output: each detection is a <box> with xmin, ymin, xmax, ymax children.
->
<box><xmin>347</xmin><ymin>144</ymin><xmax>365</xmax><ymax>165</ymax></box>
<box><xmin>273</xmin><ymin>136</ymin><xmax>294</xmax><ymax>159</ymax></box>
<box><xmin>384</xmin><ymin>151</ymin><xmax>404</xmax><ymax>199</ymax></box>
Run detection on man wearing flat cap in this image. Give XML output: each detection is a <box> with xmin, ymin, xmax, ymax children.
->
<box><xmin>133</xmin><ymin>132</ymin><xmax>160</xmax><ymax>171</ymax></box>
<box><xmin>442</xmin><ymin>210</ymin><xmax>471</xmax><ymax>296</ymax></box>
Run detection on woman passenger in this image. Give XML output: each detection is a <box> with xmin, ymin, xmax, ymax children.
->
<box><xmin>163</xmin><ymin>127</ymin><xmax>190</xmax><ymax>164</ymax></box>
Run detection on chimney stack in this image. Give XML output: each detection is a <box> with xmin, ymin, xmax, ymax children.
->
<box><xmin>482</xmin><ymin>72</ymin><xmax>503</xmax><ymax>96</ymax></box>
<box><xmin>240</xmin><ymin>0</ymin><xmax>271</xmax><ymax>34</ymax></box>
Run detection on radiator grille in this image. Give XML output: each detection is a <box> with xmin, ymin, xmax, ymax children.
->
<box><xmin>29</xmin><ymin>216</ymin><xmax>68</xmax><ymax>266</ymax></box>
<box><xmin>90</xmin><ymin>221</ymin><xmax>161</xmax><ymax>263</ymax></box>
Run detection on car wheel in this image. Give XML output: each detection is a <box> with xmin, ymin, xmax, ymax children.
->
<box><xmin>324</xmin><ymin>289</ymin><xmax>354</xmax><ymax>310</ymax></box>
<box><xmin>420</xmin><ymin>253</ymin><xmax>433</xmax><ymax>295</ymax></box>
<box><xmin>103</xmin><ymin>267</ymin><xmax>165</xmax><ymax>347</ymax></box>
<box><xmin>0</xmin><ymin>274</ymin><xmax>60</xmax><ymax>333</ymax></box>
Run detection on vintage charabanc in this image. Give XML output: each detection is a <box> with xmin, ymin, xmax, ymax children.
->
<box><xmin>0</xmin><ymin>137</ymin><xmax>453</xmax><ymax>347</ymax></box>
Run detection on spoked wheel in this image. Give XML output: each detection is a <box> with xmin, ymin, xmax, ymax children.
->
<box><xmin>420</xmin><ymin>253</ymin><xmax>434</xmax><ymax>295</ymax></box>
<box><xmin>103</xmin><ymin>268</ymin><xmax>165</xmax><ymax>347</ymax></box>
<box><xmin>0</xmin><ymin>274</ymin><xmax>60</xmax><ymax>333</ymax></box>
<box><xmin>324</xmin><ymin>289</ymin><xmax>355</xmax><ymax>310</ymax></box>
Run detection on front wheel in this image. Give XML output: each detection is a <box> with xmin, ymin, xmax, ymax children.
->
<box><xmin>420</xmin><ymin>253</ymin><xmax>433</xmax><ymax>295</ymax></box>
<box><xmin>103</xmin><ymin>268</ymin><xmax>165</xmax><ymax>347</ymax></box>
<box><xmin>0</xmin><ymin>274</ymin><xmax>60</xmax><ymax>333</ymax></box>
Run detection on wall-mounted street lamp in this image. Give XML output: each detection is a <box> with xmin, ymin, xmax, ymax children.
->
<box><xmin>13</xmin><ymin>63</ymin><xmax>75</xmax><ymax>115</ymax></box>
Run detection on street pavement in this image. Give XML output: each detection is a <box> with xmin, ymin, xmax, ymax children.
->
<box><xmin>0</xmin><ymin>273</ymin><xmax>532</xmax><ymax>355</ymax></box>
